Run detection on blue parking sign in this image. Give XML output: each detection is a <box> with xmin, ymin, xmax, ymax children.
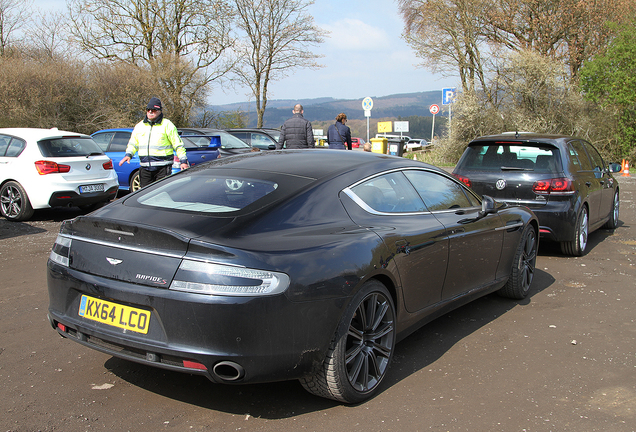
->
<box><xmin>442</xmin><ymin>88</ymin><xmax>456</xmax><ymax>105</ymax></box>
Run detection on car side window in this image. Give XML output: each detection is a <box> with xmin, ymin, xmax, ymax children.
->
<box><xmin>251</xmin><ymin>133</ymin><xmax>275</xmax><ymax>146</ymax></box>
<box><xmin>570</xmin><ymin>141</ymin><xmax>593</xmax><ymax>171</ymax></box>
<box><xmin>110</xmin><ymin>132</ymin><xmax>132</xmax><ymax>152</ymax></box>
<box><xmin>404</xmin><ymin>170</ymin><xmax>475</xmax><ymax>211</ymax></box>
<box><xmin>5</xmin><ymin>137</ymin><xmax>26</xmax><ymax>157</ymax></box>
<box><xmin>231</xmin><ymin>132</ymin><xmax>250</xmax><ymax>143</ymax></box>
<box><xmin>92</xmin><ymin>132</ymin><xmax>114</xmax><ymax>151</ymax></box>
<box><xmin>0</xmin><ymin>135</ymin><xmax>10</xmax><ymax>156</ymax></box>
<box><xmin>583</xmin><ymin>141</ymin><xmax>606</xmax><ymax>178</ymax></box>
<box><xmin>351</xmin><ymin>172</ymin><xmax>425</xmax><ymax>213</ymax></box>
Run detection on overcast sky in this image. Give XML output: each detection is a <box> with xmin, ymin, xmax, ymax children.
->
<box><xmin>34</xmin><ymin>0</ymin><xmax>458</xmax><ymax>106</ymax></box>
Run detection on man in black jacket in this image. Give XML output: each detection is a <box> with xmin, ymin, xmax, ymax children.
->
<box><xmin>276</xmin><ymin>104</ymin><xmax>315</xmax><ymax>149</ymax></box>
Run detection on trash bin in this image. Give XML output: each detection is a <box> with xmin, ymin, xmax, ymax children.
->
<box><xmin>387</xmin><ymin>138</ymin><xmax>406</xmax><ymax>157</ymax></box>
<box><xmin>370</xmin><ymin>137</ymin><xmax>387</xmax><ymax>154</ymax></box>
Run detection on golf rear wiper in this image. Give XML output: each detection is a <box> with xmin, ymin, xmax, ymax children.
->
<box><xmin>500</xmin><ymin>166</ymin><xmax>534</xmax><ymax>171</ymax></box>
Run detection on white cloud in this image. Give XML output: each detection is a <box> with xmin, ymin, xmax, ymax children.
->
<box><xmin>322</xmin><ymin>19</ymin><xmax>391</xmax><ymax>52</ymax></box>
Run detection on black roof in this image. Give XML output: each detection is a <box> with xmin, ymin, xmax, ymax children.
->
<box><xmin>198</xmin><ymin>148</ymin><xmax>436</xmax><ymax>180</ymax></box>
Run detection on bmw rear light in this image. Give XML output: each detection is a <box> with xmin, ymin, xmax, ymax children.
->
<box><xmin>103</xmin><ymin>160</ymin><xmax>114</xmax><ymax>170</ymax></box>
<box><xmin>35</xmin><ymin>160</ymin><xmax>71</xmax><ymax>175</ymax></box>
<box><xmin>170</xmin><ymin>260</ymin><xmax>290</xmax><ymax>296</ymax></box>
<box><xmin>532</xmin><ymin>178</ymin><xmax>574</xmax><ymax>195</ymax></box>
<box><xmin>50</xmin><ymin>234</ymin><xmax>72</xmax><ymax>267</ymax></box>
<box><xmin>453</xmin><ymin>174</ymin><xmax>472</xmax><ymax>187</ymax></box>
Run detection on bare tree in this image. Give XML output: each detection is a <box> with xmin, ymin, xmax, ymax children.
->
<box><xmin>233</xmin><ymin>0</ymin><xmax>326</xmax><ymax>127</ymax></box>
<box><xmin>399</xmin><ymin>0</ymin><xmax>490</xmax><ymax>98</ymax></box>
<box><xmin>67</xmin><ymin>0</ymin><xmax>237</xmax><ymax>126</ymax></box>
<box><xmin>25</xmin><ymin>10</ymin><xmax>72</xmax><ymax>59</ymax></box>
<box><xmin>482</xmin><ymin>0</ymin><xmax>635</xmax><ymax>80</ymax></box>
<box><xmin>0</xmin><ymin>0</ymin><xmax>32</xmax><ymax>55</ymax></box>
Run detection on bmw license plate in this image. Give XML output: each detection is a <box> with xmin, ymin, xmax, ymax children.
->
<box><xmin>79</xmin><ymin>184</ymin><xmax>104</xmax><ymax>193</ymax></box>
<box><xmin>78</xmin><ymin>295</ymin><xmax>150</xmax><ymax>334</ymax></box>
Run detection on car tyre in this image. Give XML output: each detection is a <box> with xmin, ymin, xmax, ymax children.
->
<box><xmin>561</xmin><ymin>206</ymin><xmax>588</xmax><ymax>256</ymax></box>
<box><xmin>0</xmin><ymin>181</ymin><xmax>34</xmax><ymax>221</ymax></box>
<box><xmin>299</xmin><ymin>280</ymin><xmax>396</xmax><ymax>403</ymax></box>
<box><xmin>130</xmin><ymin>171</ymin><xmax>141</xmax><ymax>192</ymax></box>
<box><xmin>603</xmin><ymin>191</ymin><xmax>619</xmax><ymax>229</ymax></box>
<box><xmin>498</xmin><ymin>224</ymin><xmax>537</xmax><ymax>299</ymax></box>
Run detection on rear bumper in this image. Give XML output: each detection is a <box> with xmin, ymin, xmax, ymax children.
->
<box><xmin>48</xmin><ymin>186</ymin><xmax>119</xmax><ymax>207</ymax></box>
<box><xmin>502</xmin><ymin>199</ymin><xmax>578</xmax><ymax>242</ymax></box>
<box><xmin>47</xmin><ymin>261</ymin><xmax>343</xmax><ymax>384</ymax></box>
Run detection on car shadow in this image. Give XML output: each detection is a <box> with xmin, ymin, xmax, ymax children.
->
<box><xmin>104</xmin><ymin>267</ymin><xmax>555</xmax><ymax>417</ymax></box>
<box><xmin>0</xmin><ymin>218</ymin><xmax>47</xmax><ymax>239</ymax></box>
<box><xmin>537</xmin><ymin>223</ymin><xmax>624</xmax><ymax>257</ymax></box>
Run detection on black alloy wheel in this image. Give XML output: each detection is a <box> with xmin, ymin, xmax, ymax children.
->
<box><xmin>561</xmin><ymin>206</ymin><xmax>588</xmax><ymax>256</ymax></box>
<box><xmin>0</xmin><ymin>181</ymin><xmax>34</xmax><ymax>221</ymax></box>
<box><xmin>300</xmin><ymin>280</ymin><xmax>396</xmax><ymax>403</ymax></box>
<box><xmin>499</xmin><ymin>224</ymin><xmax>537</xmax><ymax>299</ymax></box>
<box><xmin>603</xmin><ymin>191</ymin><xmax>620</xmax><ymax>229</ymax></box>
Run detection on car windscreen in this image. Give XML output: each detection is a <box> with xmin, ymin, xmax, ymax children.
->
<box><xmin>182</xmin><ymin>131</ymin><xmax>250</xmax><ymax>150</ymax></box>
<box><xmin>460</xmin><ymin>142</ymin><xmax>560</xmax><ymax>173</ymax></box>
<box><xmin>38</xmin><ymin>137</ymin><xmax>104</xmax><ymax>157</ymax></box>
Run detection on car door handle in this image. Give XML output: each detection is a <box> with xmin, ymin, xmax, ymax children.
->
<box><xmin>447</xmin><ymin>228</ymin><xmax>466</xmax><ymax>235</ymax></box>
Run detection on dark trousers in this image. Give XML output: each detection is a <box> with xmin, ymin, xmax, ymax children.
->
<box><xmin>139</xmin><ymin>165</ymin><xmax>172</xmax><ymax>188</ymax></box>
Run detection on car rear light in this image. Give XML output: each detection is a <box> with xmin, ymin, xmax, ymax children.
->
<box><xmin>533</xmin><ymin>177</ymin><xmax>574</xmax><ymax>194</ymax></box>
<box><xmin>50</xmin><ymin>234</ymin><xmax>72</xmax><ymax>267</ymax></box>
<box><xmin>103</xmin><ymin>160</ymin><xmax>114</xmax><ymax>170</ymax></box>
<box><xmin>35</xmin><ymin>160</ymin><xmax>71</xmax><ymax>175</ymax></box>
<box><xmin>170</xmin><ymin>260</ymin><xmax>290</xmax><ymax>296</ymax></box>
<box><xmin>183</xmin><ymin>360</ymin><xmax>207</xmax><ymax>370</ymax></box>
<box><xmin>453</xmin><ymin>174</ymin><xmax>472</xmax><ymax>187</ymax></box>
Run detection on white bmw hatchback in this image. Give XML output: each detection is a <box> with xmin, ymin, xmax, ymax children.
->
<box><xmin>0</xmin><ymin>128</ymin><xmax>119</xmax><ymax>221</ymax></box>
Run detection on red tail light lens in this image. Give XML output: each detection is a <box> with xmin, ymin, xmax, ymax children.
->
<box><xmin>453</xmin><ymin>174</ymin><xmax>472</xmax><ymax>188</ymax></box>
<box><xmin>102</xmin><ymin>160</ymin><xmax>114</xmax><ymax>170</ymax></box>
<box><xmin>533</xmin><ymin>178</ymin><xmax>573</xmax><ymax>194</ymax></box>
<box><xmin>35</xmin><ymin>160</ymin><xmax>71</xmax><ymax>175</ymax></box>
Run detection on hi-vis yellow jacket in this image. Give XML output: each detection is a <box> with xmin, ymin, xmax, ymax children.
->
<box><xmin>125</xmin><ymin>118</ymin><xmax>187</xmax><ymax>167</ymax></box>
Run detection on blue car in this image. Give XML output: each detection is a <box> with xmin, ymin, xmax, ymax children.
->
<box><xmin>92</xmin><ymin>128</ymin><xmax>221</xmax><ymax>192</ymax></box>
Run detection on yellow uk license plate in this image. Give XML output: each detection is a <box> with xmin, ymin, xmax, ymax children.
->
<box><xmin>78</xmin><ymin>295</ymin><xmax>150</xmax><ymax>334</ymax></box>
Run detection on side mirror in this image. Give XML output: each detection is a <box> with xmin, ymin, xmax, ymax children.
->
<box><xmin>480</xmin><ymin>195</ymin><xmax>497</xmax><ymax>217</ymax></box>
<box><xmin>268</xmin><ymin>144</ymin><xmax>276</xmax><ymax>150</ymax></box>
<box><xmin>208</xmin><ymin>136</ymin><xmax>222</xmax><ymax>149</ymax></box>
<box><xmin>608</xmin><ymin>162</ymin><xmax>622</xmax><ymax>173</ymax></box>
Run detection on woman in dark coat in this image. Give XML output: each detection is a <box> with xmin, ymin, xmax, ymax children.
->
<box><xmin>327</xmin><ymin>113</ymin><xmax>352</xmax><ymax>150</ymax></box>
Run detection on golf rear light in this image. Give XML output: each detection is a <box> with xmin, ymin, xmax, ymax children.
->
<box><xmin>35</xmin><ymin>160</ymin><xmax>71</xmax><ymax>175</ymax></box>
<box><xmin>453</xmin><ymin>174</ymin><xmax>472</xmax><ymax>187</ymax></box>
<box><xmin>49</xmin><ymin>234</ymin><xmax>72</xmax><ymax>267</ymax></box>
<box><xmin>533</xmin><ymin>177</ymin><xmax>573</xmax><ymax>194</ymax></box>
<box><xmin>170</xmin><ymin>260</ymin><xmax>290</xmax><ymax>296</ymax></box>
<box><xmin>103</xmin><ymin>160</ymin><xmax>114</xmax><ymax>170</ymax></box>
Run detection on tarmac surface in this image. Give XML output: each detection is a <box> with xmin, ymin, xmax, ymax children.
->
<box><xmin>1</xmin><ymin>173</ymin><xmax>635</xmax><ymax>432</ymax></box>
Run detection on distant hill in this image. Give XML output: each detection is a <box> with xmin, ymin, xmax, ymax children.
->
<box><xmin>209</xmin><ymin>91</ymin><xmax>443</xmax><ymax>128</ymax></box>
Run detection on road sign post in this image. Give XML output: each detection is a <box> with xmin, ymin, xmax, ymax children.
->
<box><xmin>442</xmin><ymin>88</ymin><xmax>456</xmax><ymax>138</ymax></box>
<box><xmin>429</xmin><ymin>104</ymin><xmax>440</xmax><ymax>144</ymax></box>
<box><xmin>362</xmin><ymin>97</ymin><xmax>373</xmax><ymax>142</ymax></box>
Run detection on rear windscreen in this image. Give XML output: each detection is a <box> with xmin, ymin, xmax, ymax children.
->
<box><xmin>460</xmin><ymin>143</ymin><xmax>560</xmax><ymax>172</ymax></box>
<box><xmin>38</xmin><ymin>137</ymin><xmax>104</xmax><ymax>157</ymax></box>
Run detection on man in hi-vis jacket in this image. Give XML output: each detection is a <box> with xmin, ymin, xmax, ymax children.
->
<box><xmin>119</xmin><ymin>97</ymin><xmax>188</xmax><ymax>188</ymax></box>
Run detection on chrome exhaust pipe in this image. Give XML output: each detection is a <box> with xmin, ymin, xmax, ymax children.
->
<box><xmin>212</xmin><ymin>361</ymin><xmax>245</xmax><ymax>381</ymax></box>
